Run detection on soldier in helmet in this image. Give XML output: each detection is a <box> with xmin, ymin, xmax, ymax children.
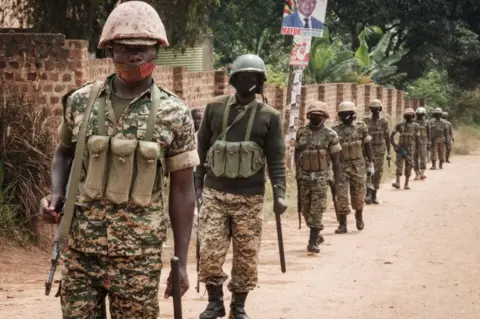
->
<box><xmin>429</xmin><ymin>107</ymin><xmax>449</xmax><ymax>169</ymax></box>
<box><xmin>195</xmin><ymin>54</ymin><xmax>286</xmax><ymax>319</ymax></box>
<box><xmin>363</xmin><ymin>99</ymin><xmax>391</xmax><ymax>204</ymax></box>
<box><xmin>441</xmin><ymin>111</ymin><xmax>454</xmax><ymax>163</ymax></box>
<box><xmin>295</xmin><ymin>101</ymin><xmax>341</xmax><ymax>253</ymax></box>
<box><xmin>390</xmin><ymin>108</ymin><xmax>420</xmax><ymax>189</ymax></box>
<box><xmin>332</xmin><ymin>101</ymin><xmax>374</xmax><ymax>234</ymax></box>
<box><xmin>39</xmin><ymin>2</ymin><xmax>198</xmax><ymax>318</ymax></box>
<box><xmin>414</xmin><ymin>107</ymin><xmax>430</xmax><ymax>180</ymax></box>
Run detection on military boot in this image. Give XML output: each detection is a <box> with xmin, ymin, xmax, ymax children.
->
<box><xmin>446</xmin><ymin>153</ymin><xmax>451</xmax><ymax>163</ymax></box>
<box><xmin>414</xmin><ymin>171</ymin><xmax>421</xmax><ymax>180</ymax></box>
<box><xmin>355</xmin><ymin>210</ymin><xmax>364</xmax><ymax>230</ymax></box>
<box><xmin>404</xmin><ymin>176</ymin><xmax>410</xmax><ymax>190</ymax></box>
<box><xmin>307</xmin><ymin>228</ymin><xmax>320</xmax><ymax>253</ymax></box>
<box><xmin>392</xmin><ymin>176</ymin><xmax>401</xmax><ymax>189</ymax></box>
<box><xmin>430</xmin><ymin>161</ymin><xmax>437</xmax><ymax>170</ymax></box>
<box><xmin>335</xmin><ymin>215</ymin><xmax>348</xmax><ymax>234</ymax></box>
<box><xmin>439</xmin><ymin>160</ymin><xmax>444</xmax><ymax>169</ymax></box>
<box><xmin>365</xmin><ymin>189</ymin><xmax>373</xmax><ymax>204</ymax></box>
<box><xmin>420</xmin><ymin>169</ymin><xmax>427</xmax><ymax>180</ymax></box>
<box><xmin>372</xmin><ymin>190</ymin><xmax>379</xmax><ymax>204</ymax></box>
<box><xmin>229</xmin><ymin>292</ymin><xmax>249</xmax><ymax>319</ymax></box>
<box><xmin>199</xmin><ymin>285</ymin><xmax>226</xmax><ymax>319</ymax></box>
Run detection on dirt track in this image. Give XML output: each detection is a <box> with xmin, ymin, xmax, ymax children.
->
<box><xmin>1</xmin><ymin>155</ymin><xmax>480</xmax><ymax>319</ymax></box>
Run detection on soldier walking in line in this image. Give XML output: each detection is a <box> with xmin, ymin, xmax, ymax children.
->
<box><xmin>442</xmin><ymin>111</ymin><xmax>454</xmax><ymax>163</ymax></box>
<box><xmin>430</xmin><ymin>107</ymin><xmax>449</xmax><ymax>170</ymax></box>
<box><xmin>414</xmin><ymin>107</ymin><xmax>430</xmax><ymax>180</ymax></box>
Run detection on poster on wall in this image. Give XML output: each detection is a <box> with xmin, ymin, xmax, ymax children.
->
<box><xmin>289</xmin><ymin>36</ymin><xmax>312</xmax><ymax>66</ymax></box>
<box><xmin>281</xmin><ymin>0</ymin><xmax>328</xmax><ymax>37</ymax></box>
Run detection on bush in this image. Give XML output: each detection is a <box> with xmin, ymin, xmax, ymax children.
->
<box><xmin>452</xmin><ymin>125</ymin><xmax>480</xmax><ymax>155</ymax></box>
<box><xmin>0</xmin><ymin>90</ymin><xmax>58</xmax><ymax>244</ymax></box>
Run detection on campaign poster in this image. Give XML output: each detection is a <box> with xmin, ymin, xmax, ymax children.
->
<box><xmin>281</xmin><ymin>0</ymin><xmax>328</xmax><ymax>37</ymax></box>
<box><xmin>289</xmin><ymin>36</ymin><xmax>312</xmax><ymax>66</ymax></box>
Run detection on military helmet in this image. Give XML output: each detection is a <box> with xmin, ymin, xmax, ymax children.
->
<box><xmin>229</xmin><ymin>54</ymin><xmax>267</xmax><ymax>82</ymax></box>
<box><xmin>369</xmin><ymin>99</ymin><xmax>383</xmax><ymax>109</ymax></box>
<box><xmin>415</xmin><ymin>107</ymin><xmax>426</xmax><ymax>114</ymax></box>
<box><xmin>306</xmin><ymin>101</ymin><xmax>329</xmax><ymax>118</ymax></box>
<box><xmin>442</xmin><ymin>111</ymin><xmax>449</xmax><ymax>118</ymax></box>
<box><xmin>338</xmin><ymin>101</ymin><xmax>356</xmax><ymax>114</ymax></box>
<box><xmin>404</xmin><ymin>108</ymin><xmax>415</xmax><ymax>116</ymax></box>
<box><xmin>432</xmin><ymin>107</ymin><xmax>443</xmax><ymax>114</ymax></box>
<box><xmin>98</xmin><ymin>1</ymin><xmax>169</xmax><ymax>49</ymax></box>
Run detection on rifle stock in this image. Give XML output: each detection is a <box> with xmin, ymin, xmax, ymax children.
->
<box><xmin>45</xmin><ymin>227</ymin><xmax>61</xmax><ymax>296</ymax></box>
<box><xmin>171</xmin><ymin>257</ymin><xmax>183</xmax><ymax>319</ymax></box>
<box><xmin>195</xmin><ymin>197</ymin><xmax>201</xmax><ymax>294</ymax></box>
<box><xmin>273</xmin><ymin>186</ymin><xmax>286</xmax><ymax>273</ymax></box>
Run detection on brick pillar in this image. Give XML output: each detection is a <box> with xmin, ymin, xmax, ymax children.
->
<box><xmin>364</xmin><ymin>85</ymin><xmax>372</xmax><ymax>113</ymax></box>
<box><xmin>351</xmin><ymin>83</ymin><xmax>358</xmax><ymax>105</ymax></box>
<box><xmin>387</xmin><ymin>88</ymin><xmax>393</xmax><ymax>116</ymax></box>
<box><xmin>336</xmin><ymin>83</ymin><xmax>344</xmax><ymax>108</ymax></box>
<box><xmin>173</xmin><ymin>66</ymin><xmax>184</xmax><ymax>98</ymax></box>
<box><xmin>213</xmin><ymin>70</ymin><xmax>226</xmax><ymax>96</ymax></box>
<box><xmin>299</xmin><ymin>86</ymin><xmax>307</xmax><ymax>126</ymax></box>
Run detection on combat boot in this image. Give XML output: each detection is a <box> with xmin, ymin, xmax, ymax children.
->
<box><xmin>199</xmin><ymin>285</ymin><xmax>226</xmax><ymax>319</ymax></box>
<box><xmin>420</xmin><ymin>169</ymin><xmax>427</xmax><ymax>180</ymax></box>
<box><xmin>392</xmin><ymin>176</ymin><xmax>401</xmax><ymax>189</ymax></box>
<box><xmin>355</xmin><ymin>210</ymin><xmax>364</xmax><ymax>230</ymax></box>
<box><xmin>365</xmin><ymin>189</ymin><xmax>373</xmax><ymax>204</ymax></box>
<box><xmin>414</xmin><ymin>171</ymin><xmax>421</xmax><ymax>180</ymax></box>
<box><xmin>372</xmin><ymin>190</ymin><xmax>379</xmax><ymax>204</ymax></box>
<box><xmin>229</xmin><ymin>292</ymin><xmax>249</xmax><ymax>319</ymax></box>
<box><xmin>404</xmin><ymin>176</ymin><xmax>410</xmax><ymax>190</ymax></box>
<box><xmin>307</xmin><ymin>228</ymin><xmax>320</xmax><ymax>253</ymax></box>
<box><xmin>335</xmin><ymin>215</ymin><xmax>348</xmax><ymax>234</ymax></box>
<box><xmin>446</xmin><ymin>153</ymin><xmax>451</xmax><ymax>163</ymax></box>
<box><xmin>439</xmin><ymin>160</ymin><xmax>444</xmax><ymax>169</ymax></box>
<box><xmin>430</xmin><ymin>161</ymin><xmax>437</xmax><ymax>170</ymax></box>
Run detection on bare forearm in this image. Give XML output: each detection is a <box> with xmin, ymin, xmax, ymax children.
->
<box><xmin>365</xmin><ymin>143</ymin><xmax>373</xmax><ymax>162</ymax></box>
<box><xmin>51</xmin><ymin>145</ymin><xmax>74</xmax><ymax>197</ymax></box>
<box><xmin>385</xmin><ymin>136</ymin><xmax>391</xmax><ymax>154</ymax></box>
<box><xmin>331</xmin><ymin>153</ymin><xmax>341</xmax><ymax>182</ymax></box>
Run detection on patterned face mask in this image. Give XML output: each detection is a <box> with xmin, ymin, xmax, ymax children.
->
<box><xmin>113</xmin><ymin>60</ymin><xmax>156</xmax><ymax>84</ymax></box>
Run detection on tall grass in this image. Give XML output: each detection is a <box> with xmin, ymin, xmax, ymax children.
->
<box><xmin>0</xmin><ymin>90</ymin><xmax>58</xmax><ymax>244</ymax></box>
<box><xmin>452</xmin><ymin>125</ymin><xmax>480</xmax><ymax>155</ymax></box>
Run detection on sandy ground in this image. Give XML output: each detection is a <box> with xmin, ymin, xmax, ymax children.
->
<box><xmin>1</xmin><ymin>154</ymin><xmax>480</xmax><ymax>319</ymax></box>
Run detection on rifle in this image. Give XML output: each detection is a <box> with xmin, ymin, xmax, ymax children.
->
<box><xmin>329</xmin><ymin>180</ymin><xmax>340</xmax><ymax>222</ymax></box>
<box><xmin>195</xmin><ymin>195</ymin><xmax>202</xmax><ymax>294</ymax></box>
<box><xmin>398</xmin><ymin>148</ymin><xmax>419</xmax><ymax>174</ymax></box>
<box><xmin>45</xmin><ymin>226</ymin><xmax>61</xmax><ymax>296</ymax></box>
<box><xmin>171</xmin><ymin>257</ymin><xmax>183</xmax><ymax>319</ymax></box>
<box><xmin>387</xmin><ymin>156</ymin><xmax>391</xmax><ymax>168</ymax></box>
<box><xmin>273</xmin><ymin>185</ymin><xmax>287</xmax><ymax>273</ymax></box>
<box><xmin>297</xmin><ymin>182</ymin><xmax>301</xmax><ymax>230</ymax></box>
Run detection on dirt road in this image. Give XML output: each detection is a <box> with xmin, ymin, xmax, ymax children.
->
<box><xmin>1</xmin><ymin>155</ymin><xmax>480</xmax><ymax>319</ymax></box>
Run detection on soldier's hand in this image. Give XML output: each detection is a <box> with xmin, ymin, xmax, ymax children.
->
<box><xmin>164</xmin><ymin>266</ymin><xmax>189</xmax><ymax>299</ymax></box>
<box><xmin>274</xmin><ymin>197</ymin><xmax>287</xmax><ymax>215</ymax></box>
<box><xmin>367</xmin><ymin>162</ymin><xmax>375</xmax><ymax>176</ymax></box>
<box><xmin>195</xmin><ymin>187</ymin><xmax>203</xmax><ymax>205</ymax></box>
<box><xmin>386</xmin><ymin>154</ymin><xmax>392</xmax><ymax>161</ymax></box>
<box><xmin>40</xmin><ymin>194</ymin><xmax>64</xmax><ymax>224</ymax></box>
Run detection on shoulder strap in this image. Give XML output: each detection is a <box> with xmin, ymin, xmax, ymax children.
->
<box><xmin>97</xmin><ymin>96</ymin><xmax>106</xmax><ymax>136</ymax></box>
<box><xmin>58</xmin><ymin>80</ymin><xmax>103</xmax><ymax>250</ymax></box>
<box><xmin>145</xmin><ymin>85</ymin><xmax>161</xmax><ymax>142</ymax></box>
<box><xmin>218</xmin><ymin>96</ymin><xmax>251</xmax><ymax>141</ymax></box>
<box><xmin>244</xmin><ymin>102</ymin><xmax>260</xmax><ymax>141</ymax></box>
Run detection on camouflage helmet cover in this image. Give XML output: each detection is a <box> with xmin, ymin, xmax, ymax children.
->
<box><xmin>404</xmin><ymin>108</ymin><xmax>415</xmax><ymax>116</ymax></box>
<box><xmin>98</xmin><ymin>1</ymin><xmax>169</xmax><ymax>49</ymax></box>
<box><xmin>338</xmin><ymin>100</ymin><xmax>356</xmax><ymax>113</ymax></box>
<box><xmin>369</xmin><ymin>99</ymin><xmax>383</xmax><ymax>109</ymax></box>
<box><xmin>432</xmin><ymin>107</ymin><xmax>443</xmax><ymax>114</ymax></box>
<box><xmin>306</xmin><ymin>101</ymin><xmax>330</xmax><ymax>118</ymax></box>
<box><xmin>415</xmin><ymin>107</ymin><xmax>426</xmax><ymax>114</ymax></box>
<box><xmin>442</xmin><ymin>111</ymin><xmax>449</xmax><ymax>118</ymax></box>
<box><xmin>229</xmin><ymin>54</ymin><xmax>268</xmax><ymax>82</ymax></box>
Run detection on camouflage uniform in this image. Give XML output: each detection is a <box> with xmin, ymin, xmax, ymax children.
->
<box><xmin>332</xmin><ymin>121</ymin><xmax>370</xmax><ymax>216</ymax></box>
<box><xmin>414</xmin><ymin>113</ymin><xmax>430</xmax><ymax>179</ymax></box>
<box><xmin>58</xmin><ymin>75</ymin><xmax>198</xmax><ymax>318</ymax></box>
<box><xmin>430</xmin><ymin>111</ymin><xmax>449</xmax><ymax>169</ymax></box>
<box><xmin>363</xmin><ymin>117</ymin><xmax>389</xmax><ymax>189</ymax></box>
<box><xmin>392</xmin><ymin>121</ymin><xmax>420</xmax><ymax>177</ymax></box>
<box><xmin>442</xmin><ymin>113</ymin><xmax>453</xmax><ymax>162</ymax></box>
<box><xmin>296</xmin><ymin>125</ymin><xmax>341</xmax><ymax>230</ymax></box>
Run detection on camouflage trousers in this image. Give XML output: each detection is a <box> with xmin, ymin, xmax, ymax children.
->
<box><xmin>431</xmin><ymin>138</ymin><xmax>446</xmax><ymax>161</ymax></box>
<box><xmin>298</xmin><ymin>177</ymin><xmax>329</xmax><ymax>229</ymax></box>
<box><xmin>60</xmin><ymin>248</ymin><xmax>162</xmax><ymax>319</ymax></box>
<box><xmin>369</xmin><ymin>153</ymin><xmax>385</xmax><ymax>190</ymax></box>
<box><xmin>199</xmin><ymin>188</ymin><xmax>264</xmax><ymax>292</ymax></box>
<box><xmin>395</xmin><ymin>146</ymin><xmax>415</xmax><ymax>177</ymax></box>
<box><xmin>337</xmin><ymin>160</ymin><xmax>366</xmax><ymax>215</ymax></box>
<box><xmin>445</xmin><ymin>139</ymin><xmax>453</xmax><ymax>156</ymax></box>
<box><xmin>415</xmin><ymin>145</ymin><xmax>428</xmax><ymax>170</ymax></box>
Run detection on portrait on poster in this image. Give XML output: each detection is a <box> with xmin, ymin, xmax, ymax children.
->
<box><xmin>281</xmin><ymin>0</ymin><xmax>328</xmax><ymax>37</ymax></box>
<box><xmin>290</xmin><ymin>36</ymin><xmax>311</xmax><ymax>67</ymax></box>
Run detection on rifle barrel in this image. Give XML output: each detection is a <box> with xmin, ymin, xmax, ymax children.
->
<box><xmin>171</xmin><ymin>257</ymin><xmax>182</xmax><ymax>319</ymax></box>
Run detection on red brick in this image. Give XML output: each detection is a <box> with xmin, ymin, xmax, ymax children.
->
<box><xmin>9</xmin><ymin>61</ymin><xmax>19</xmax><ymax>69</ymax></box>
<box><xmin>55</xmin><ymin>84</ymin><xmax>65</xmax><ymax>93</ymax></box>
<box><xmin>0</xmin><ymin>61</ymin><xmax>6</xmax><ymax>69</ymax></box>
<box><xmin>27</xmin><ymin>72</ymin><xmax>37</xmax><ymax>81</ymax></box>
<box><xmin>44</xmin><ymin>84</ymin><xmax>53</xmax><ymax>93</ymax></box>
<box><xmin>50</xmin><ymin>73</ymin><xmax>59</xmax><ymax>81</ymax></box>
<box><xmin>50</xmin><ymin>96</ymin><xmax>60</xmax><ymax>104</ymax></box>
<box><xmin>14</xmin><ymin>72</ymin><xmax>24</xmax><ymax>81</ymax></box>
<box><xmin>40</xmin><ymin>73</ymin><xmax>48</xmax><ymax>80</ymax></box>
<box><xmin>5</xmin><ymin>72</ymin><xmax>14</xmax><ymax>80</ymax></box>
<box><xmin>62</xmin><ymin>73</ymin><xmax>72</xmax><ymax>82</ymax></box>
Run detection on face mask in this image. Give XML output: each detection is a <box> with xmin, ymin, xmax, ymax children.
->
<box><xmin>234</xmin><ymin>81</ymin><xmax>257</xmax><ymax>97</ymax></box>
<box><xmin>340</xmin><ymin>112</ymin><xmax>355</xmax><ymax>125</ymax></box>
<box><xmin>417</xmin><ymin>114</ymin><xmax>425</xmax><ymax>120</ymax></box>
<box><xmin>404</xmin><ymin>115</ymin><xmax>414</xmax><ymax>122</ymax></box>
<box><xmin>310</xmin><ymin>117</ymin><xmax>325</xmax><ymax>127</ymax></box>
<box><xmin>114</xmin><ymin>60</ymin><xmax>156</xmax><ymax>84</ymax></box>
<box><xmin>371</xmin><ymin>109</ymin><xmax>380</xmax><ymax>119</ymax></box>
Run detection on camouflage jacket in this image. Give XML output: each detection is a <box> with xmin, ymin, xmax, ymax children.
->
<box><xmin>429</xmin><ymin>118</ymin><xmax>449</xmax><ymax>142</ymax></box>
<box><xmin>363</xmin><ymin>116</ymin><xmax>389</xmax><ymax>155</ymax></box>
<box><xmin>414</xmin><ymin>118</ymin><xmax>430</xmax><ymax>146</ymax></box>
<box><xmin>392</xmin><ymin>120</ymin><xmax>419</xmax><ymax>149</ymax></box>
<box><xmin>332</xmin><ymin>121</ymin><xmax>371</xmax><ymax>168</ymax></box>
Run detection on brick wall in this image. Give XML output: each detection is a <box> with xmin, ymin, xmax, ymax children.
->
<box><xmin>0</xmin><ymin>32</ymin><xmax>426</xmax><ymax>128</ymax></box>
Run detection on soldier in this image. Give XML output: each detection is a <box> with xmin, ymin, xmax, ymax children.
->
<box><xmin>39</xmin><ymin>2</ymin><xmax>198</xmax><ymax>318</ymax></box>
<box><xmin>363</xmin><ymin>99</ymin><xmax>391</xmax><ymax>204</ymax></box>
<box><xmin>414</xmin><ymin>107</ymin><xmax>430</xmax><ymax>180</ymax></box>
<box><xmin>295</xmin><ymin>101</ymin><xmax>341</xmax><ymax>253</ymax></box>
<box><xmin>429</xmin><ymin>107</ymin><xmax>449</xmax><ymax>170</ymax></box>
<box><xmin>390</xmin><ymin>108</ymin><xmax>420</xmax><ymax>189</ymax></box>
<box><xmin>195</xmin><ymin>54</ymin><xmax>286</xmax><ymax>319</ymax></box>
<box><xmin>442</xmin><ymin>111</ymin><xmax>454</xmax><ymax>163</ymax></box>
<box><xmin>332</xmin><ymin>101</ymin><xmax>374</xmax><ymax>234</ymax></box>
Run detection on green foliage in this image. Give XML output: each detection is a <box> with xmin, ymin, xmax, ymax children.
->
<box><xmin>265</xmin><ymin>64</ymin><xmax>288</xmax><ymax>88</ymax></box>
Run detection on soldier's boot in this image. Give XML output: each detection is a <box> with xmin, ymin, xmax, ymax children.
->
<box><xmin>229</xmin><ymin>292</ymin><xmax>249</xmax><ymax>319</ymax></box>
<box><xmin>439</xmin><ymin>160</ymin><xmax>444</xmax><ymax>169</ymax></box>
<box><xmin>307</xmin><ymin>227</ymin><xmax>320</xmax><ymax>253</ymax></box>
<box><xmin>414</xmin><ymin>170</ymin><xmax>421</xmax><ymax>180</ymax></box>
<box><xmin>365</xmin><ymin>189</ymin><xmax>373</xmax><ymax>204</ymax></box>
<box><xmin>446</xmin><ymin>152</ymin><xmax>451</xmax><ymax>163</ymax></box>
<box><xmin>372</xmin><ymin>190</ymin><xmax>379</xmax><ymax>204</ymax></box>
<box><xmin>430</xmin><ymin>161</ymin><xmax>437</xmax><ymax>170</ymax></box>
<box><xmin>392</xmin><ymin>176</ymin><xmax>401</xmax><ymax>189</ymax></box>
<box><xmin>420</xmin><ymin>169</ymin><xmax>427</xmax><ymax>180</ymax></box>
<box><xmin>355</xmin><ymin>210</ymin><xmax>364</xmax><ymax>231</ymax></box>
<box><xmin>335</xmin><ymin>215</ymin><xmax>348</xmax><ymax>234</ymax></box>
<box><xmin>199</xmin><ymin>285</ymin><xmax>226</xmax><ymax>319</ymax></box>
<box><xmin>404</xmin><ymin>176</ymin><xmax>410</xmax><ymax>190</ymax></box>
